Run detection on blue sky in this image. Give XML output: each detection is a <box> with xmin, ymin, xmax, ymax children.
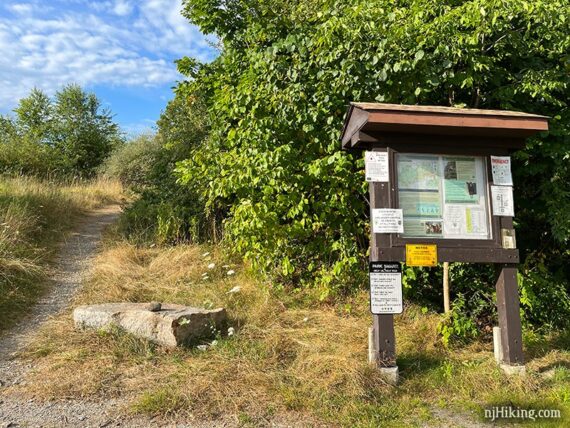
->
<box><xmin>0</xmin><ymin>0</ymin><xmax>218</xmax><ymax>135</ymax></box>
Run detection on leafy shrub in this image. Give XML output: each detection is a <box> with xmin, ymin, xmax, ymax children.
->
<box><xmin>0</xmin><ymin>135</ymin><xmax>66</xmax><ymax>176</ymax></box>
<box><xmin>519</xmin><ymin>261</ymin><xmax>570</xmax><ymax>331</ymax></box>
<box><xmin>101</xmin><ymin>134</ymin><xmax>161</xmax><ymax>191</ymax></box>
<box><xmin>437</xmin><ymin>294</ymin><xmax>480</xmax><ymax>347</ymax></box>
<box><xmin>111</xmin><ymin>95</ymin><xmax>211</xmax><ymax>245</ymax></box>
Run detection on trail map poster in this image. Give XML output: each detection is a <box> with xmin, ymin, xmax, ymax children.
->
<box><xmin>396</xmin><ymin>154</ymin><xmax>491</xmax><ymax>240</ymax></box>
<box><xmin>491</xmin><ymin>185</ymin><xmax>515</xmax><ymax>216</ymax></box>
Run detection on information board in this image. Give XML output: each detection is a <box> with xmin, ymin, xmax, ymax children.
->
<box><xmin>369</xmin><ymin>262</ymin><xmax>403</xmax><ymax>314</ymax></box>
<box><xmin>397</xmin><ymin>154</ymin><xmax>491</xmax><ymax>240</ymax></box>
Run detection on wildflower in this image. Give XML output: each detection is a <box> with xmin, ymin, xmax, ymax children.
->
<box><xmin>227</xmin><ymin>270</ymin><xmax>235</xmax><ymax>276</ymax></box>
<box><xmin>227</xmin><ymin>327</ymin><xmax>235</xmax><ymax>336</ymax></box>
<box><xmin>208</xmin><ymin>263</ymin><xmax>216</xmax><ymax>269</ymax></box>
<box><xmin>202</xmin><ymin>252</ymin><xmax>210</xmax><ymax>257</ymax></box>
<box><xmin>222</xmin><ymin>265</ymin><xmax>230</xmax><ymax>269</ymax></box>
<box><xmin>197</xmin><ymin>345</ymin><xmax>208</xmax><ymax>351</ymax></box>
<box><xmin>226</xmin><ymin>286</ymin><xmax>241</xmax><ymax>294</ymax></box>
<box><xmin>303</xmin><ymin>317</ymin><xmax>309</xmax><ymax>323</ymax></box>
<box><xmin>210</xmin><ymin>340</ymin><xmax>218</xmax><ymax>347</ymax></box>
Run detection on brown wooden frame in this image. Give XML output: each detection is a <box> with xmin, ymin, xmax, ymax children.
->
<box><xmin>368</xmin><ymin>145</ymin><xmax>520</xmax><ymax>263</ymax></box>
<box><xmin>342</xmin><ymin>102</ymin><xmax>549</xmax><ymax>371</ymax></box>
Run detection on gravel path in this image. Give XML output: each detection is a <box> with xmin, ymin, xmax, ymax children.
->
<box><xmin>0</xmin><ymin>205</ymin><xmax>166</xmax><ymax>427</ymax></box>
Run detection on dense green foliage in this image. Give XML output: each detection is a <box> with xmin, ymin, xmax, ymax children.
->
<box><xmin>104</xmin><ymin>95</ymin><xmax>211</xmax><ymax>244</ymax></box>
<box><xmin>175</xmin><ymin>0</ymin><xmax>569</xmax><ymax>301</ymax></box>
<box><xmin>102</xmin><ymin>134</ymin><xmax>162</xmax><ymax>192</ymax></box>
<box><xmin>0</xmin><ymin>85</ymin><xmax>122</xmax><ymax>177</ymax></box>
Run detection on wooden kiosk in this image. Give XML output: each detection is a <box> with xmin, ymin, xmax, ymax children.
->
<box><xmin>340</xmin><ymin>103</ymin><xmax>548</xmax><ymax>381</ymax></box>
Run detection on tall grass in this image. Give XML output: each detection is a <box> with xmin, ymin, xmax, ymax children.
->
<box><xmin>0</xmin><ymin>176</ymin><xmax>123</xmax><ymax>332</ymax></box>
<box><xmin>17</xmin><ymin>240</ymin><xmax>570</xmax><ymax>426</ymax></box>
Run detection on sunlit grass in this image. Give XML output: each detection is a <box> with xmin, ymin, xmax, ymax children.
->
<box><xmin>0</xmin><ymin>175</ymin><xmax>123</xmax><ymax>332</ymax></box>
<box><xmin>17</xmin><ymin>239</ymin><xmax>570</xmax><ymax>426</ymax></box>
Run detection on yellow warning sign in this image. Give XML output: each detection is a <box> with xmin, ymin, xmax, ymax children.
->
<box><xmin>406</xmin><ymin>244</ymin><xmax>438</xmax><ymax>267</ymax></box>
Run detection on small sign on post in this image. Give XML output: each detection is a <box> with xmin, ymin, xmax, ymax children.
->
<box><xmin>365</xmin><ymin>151</ymin><xmax>390</xmax><ymax>182</ymax></box>
<box><xmin>369</xmin><ymin>262</ymin><xmax>403</xmax><ymax>315</ymax></box>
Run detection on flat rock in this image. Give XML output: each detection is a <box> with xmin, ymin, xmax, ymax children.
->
<box><xmin>73</xmin><ymin>303</ymin><xmax>227</xmax><ymax>347</ymax></box>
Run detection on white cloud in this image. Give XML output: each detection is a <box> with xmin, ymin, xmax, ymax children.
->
<box><xmin>8</xmin><ymin>3</ymin><xmax>33</xmax><ymax>15</ymax></box>
<box><xmin>0</xmin><ymin>0</ymin><xmax>216</xmax><ymax>110</ymax></box>
<box><xmin>113</xmin><ymin>0</ymin><xmax>133</xmax><ymax>16</ymax></box>
<box><xmin>123</xmin><ymin>118</ymin><xmax>157</xmax><ymax>137</ymax></box>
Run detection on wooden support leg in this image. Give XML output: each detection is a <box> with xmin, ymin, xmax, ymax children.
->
<box><xmin>368</xmin><ymin>162</ymin><xmax>398</xmax><ymax>378</ymax></box>
<box><xmin>495</xmin><ymin>264</ymin><xmax>524</xmax><ymax>365</ymax></box>
<box><xmin>372</xmin><ymin>314</ymin><xmax>396</xmax><ymax>367</ymax></box>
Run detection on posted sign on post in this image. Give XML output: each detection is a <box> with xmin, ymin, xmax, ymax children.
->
<box><xmin>369</xmin><ymin>262</ymin><xmax>403</xmax><ymax>314</ymax></box>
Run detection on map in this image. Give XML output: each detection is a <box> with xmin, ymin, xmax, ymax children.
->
<box><xmin>397</xmin><ymin>155</ymin><xmax>440</xmax><ymax>190</ymax></box>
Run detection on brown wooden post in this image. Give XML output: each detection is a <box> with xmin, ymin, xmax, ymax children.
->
<box><xmin>495</xmin><ymin>263</ymin><xmax>524</xmax><ymax>365</ymax></box>
<box><xmin>369</xmin><ymin>149</ymin><xmax>396</xmax><ymax>367</ymax></box>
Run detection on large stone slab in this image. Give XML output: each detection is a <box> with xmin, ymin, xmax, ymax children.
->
<box><xmin>73</xmin><ymin>303</ymin><xmax>227</xmax><ymax>347</ymax></box>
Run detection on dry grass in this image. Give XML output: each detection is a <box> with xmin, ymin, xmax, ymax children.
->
<box><xmin>15</xmin><ymin>240</ymin><xmax>570</xmax><ymax>426</ymax></box>
<box><xmin>0</xmin><ymin>175</ymin><xmax>123</xmax><ymax>332</ymax></box>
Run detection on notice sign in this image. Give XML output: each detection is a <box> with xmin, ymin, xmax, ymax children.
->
<box><xmin>369</xmin><ymin>262</ymin><xmax>403</xmax><ymax>314</ymax></box>
<box><xmin>491</xmin><ymin>156</ymin><xmax>513</xmax><ymax>186</ymax></box>
<box><xmin>365</xmin><ymin>151</ymin><xmax>389</xmax><ymax>182</ymax></box>
<box><xmin>372</xmin><ymin>209</ymin><xmax>404</xmax><ymax>233</ymax></box>
<box><xmin>491</xmin><ymin>185</ymin><xmax>515</xmax><ymax>217</ymax></box>
<box><xmin>406</xmin><ymin>244</ymin><xmax>438</xmax><ymax>267</ymax></box>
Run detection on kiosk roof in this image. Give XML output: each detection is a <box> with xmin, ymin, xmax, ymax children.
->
<box><xmin>341</xmin><ymin>102</ymin><xmax>549</xmax><ymax>150</ymax></box>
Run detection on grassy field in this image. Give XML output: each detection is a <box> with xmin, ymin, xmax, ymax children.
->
<box><xmin>13</xmin><ymin>238</ymin><xmax>570</xmax><ymax>427</ymax></box>
<box><xmin>0</xmin><ymin>176</ymin><xmax>123</xmax><ymax>332</ymax></box>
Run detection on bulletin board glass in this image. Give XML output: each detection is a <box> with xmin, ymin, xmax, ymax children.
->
<box><xmin>396</xmin><ymin>153</ymin><xmax>491</xmax><ymax>240</ymax></box>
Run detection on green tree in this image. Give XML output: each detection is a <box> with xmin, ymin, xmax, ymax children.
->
<box><xmin>1</xmin><ymin>85</ymin><xmax>123</xmax><ymax>177</ymax></box>
<box><xmin>0</xmin><ymin>115</ymin><xmax>16</xmax><ymax>141</ymax></box>
<box><xmin>52</xmin><ymin>84</ymin><xmax>122</xmax><ymax>175</ymax></box>
<box><xmin>173</xmin><ymin>0</ymin><xmax>569</xmax><ymax>315</ymax></box>
<box><xmin>13</xmin><ymin>88</ymin><xmax>54</xmax><ymax>146</ymax></box>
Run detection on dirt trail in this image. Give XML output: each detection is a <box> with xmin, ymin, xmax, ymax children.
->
<box><xmin>0</xmin><ymin>205</ymin><xmax>164</xmax><ymax>427</ymax></box>
<box><xmin>0</xmin><ymin>205</ymin><xmax>483</xmax><ymax>428</ymax></box>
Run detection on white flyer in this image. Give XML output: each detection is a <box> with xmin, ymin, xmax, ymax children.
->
<box><xmin>369</xmin><ymin>262</ymin><xmax>403</xmax><ymax>315</ymax></box>
<box><xmin>465</xmin><ymin>207</ymin><xmax>488</xmax><ymax>235</ymax></box>
<box><xmin>491</xmin><ymin>185</ymin><xmax>515</xmax><ymax>216</ymax></box>
<box><xmin>491</xmin><ymin>156</ymin><xmax>513</xmax><ymax>186</ymax></box>
<box><xmin>365</xmin><ymin>151</ymin><xmax>389</xmax><ymax>182</ymax></box>
<box><xmin>443</xmin><ymin>205</ymin><xmax>465</xmax><ymax>236</ymax></box>
<box><xmin>372</xmin><ymin>209</ymin><xmax>404</xmax><ymax>233</ymax></box>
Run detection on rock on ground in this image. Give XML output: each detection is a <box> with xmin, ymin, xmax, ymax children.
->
<box><xmin>73</xmin><ymin>303</ymin><xmax>227</xmax><ymax>347</ymax></box>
